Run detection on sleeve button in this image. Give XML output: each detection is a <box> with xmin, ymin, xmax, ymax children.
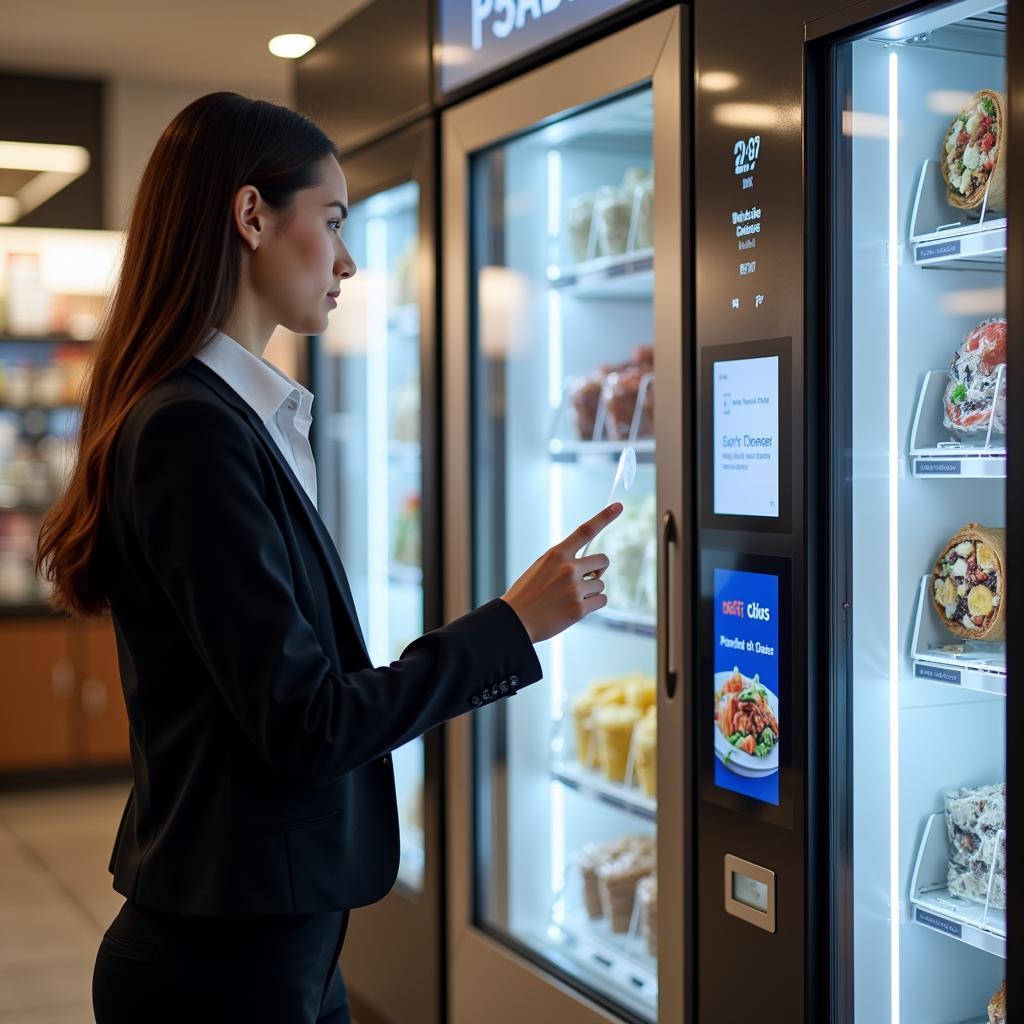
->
<box><xmin>470</xmin><ymin>694</ymin><xmax>482</xmax><ymax>707</ymax></box>
<box><xmin>509</xmin><ymin>675</ymin><xmax>519</xmax><ymax>688</ymax></box>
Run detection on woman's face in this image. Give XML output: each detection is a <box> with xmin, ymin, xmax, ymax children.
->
<box><xmin>249</xmin><ymin>153</ymin><xmax>357</xmax><ymax>337</ymax></box>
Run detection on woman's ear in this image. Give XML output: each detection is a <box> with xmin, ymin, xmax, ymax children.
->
<box><xmin>233</xmin><ymin>185</ymin><xmax>264</xmax><ymax>252</ymax></box>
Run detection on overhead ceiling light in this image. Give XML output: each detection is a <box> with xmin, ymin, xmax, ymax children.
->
<box><xmin>0</xmin><ymin>141</ymin><xmax>90</xmax><ymax>225</ymax></box>
<box><xmin>268</xmin><ymin>34</ymin><xmax>316</xmax><ymax>59</ymax></box>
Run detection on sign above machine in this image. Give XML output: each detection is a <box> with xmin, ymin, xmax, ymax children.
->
<box><xmin>437</xmin><ymin>0</ymin><xmax>636</xmax><ymax>93</ymax></box>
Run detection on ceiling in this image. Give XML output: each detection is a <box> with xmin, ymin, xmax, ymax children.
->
<box><xmin>0</xmin><ymin>0</ymin><xmax>372</xmax><ymax>95</ymax></box>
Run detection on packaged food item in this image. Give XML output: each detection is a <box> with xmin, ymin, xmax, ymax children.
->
<box><xmin>988</xmin><ymin>980</ymin><xmax>1006</xmax><ymax>1024</ymax></box>
<box><xmin>595</xmin><ymin>704</ymin><xmax>642</xmax><ymax>782</ymax></box>
<box><xmin>634</xmin><ymin>708</ymin><xmax>656</xmax><ymax>797</ymax></box>
<box><xmin>392</xmin><ymin>494</ymin><xmax>421</xmax><ymax>567</ymax></box>
<box><xmin>602</xmin><ymin>492</ymin><xmax>657</xmax><ymax>612</ymax></box>
<box><xmin>623</xmin><ymin>675</ymin><xmax>656</xmax><ymax>713</ymax></box>
<box><xmin>596</xmin><ymin>839</ymin><xmax>655</xmax><ymax>932</ymax></box>
<box><xmin>571</xmin><ymin>679</ymin><xmax>625</xmax><ymax>765</ymax></box>
<box><xmin>941</xmin><ymin>90</ymin><xmax>1006</xmax><ymax>212</ymax></box>
<box><xmin>931</xmin><ymin>524</ymin><xmax>1006</xmax><ymax>640</ymax></box>
<box><xmin>945</xmin><ymin>782</ymin><xmax>1006</xmax><ymax>910</ymax></box>
<box><xmin>633</xmin><ymin>176</ymin><xmax>654</xmax><ymax>250</ymax></box>
<box><xmin>605</xmin><ymin>367</ymin><xmax>654</xmax><ymax>440</ymax></box>
<box><xmin>943</xmin><ymin>318</ymin><xmax>1007</xmax><ymax>437</ymax></box>
<box><xmin>636</xmin><ymin>874</ymin><xmax>657</xmax><ymax>957</ymax></box>
<box><xmin>593</xmin><ymin>186</ymin><xmax>633</xmax><ymax>257</ymax></box>
<box><xmin>569</xmin><ymin>372</ymin><xmax>605</xmax><ymax>440</ymax></box>
<box><xmin>579</xmin><ymin>836</ymin><xmax>634</xmax><ymax>919</ymax></box>
<box><xmin>565</xmin><ymin>193</ymin><xmax>597</xmax><ymax>264</ymax></box>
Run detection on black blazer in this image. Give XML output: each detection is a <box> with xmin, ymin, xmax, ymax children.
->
<box><xmin>101</xmin><ymin>358</ymin><xmax>541</xmax><ymax>915</ymax></box>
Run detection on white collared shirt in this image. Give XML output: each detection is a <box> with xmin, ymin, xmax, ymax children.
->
<box><xmin>196</xmin><ymin>330</ymin><xmax>318</xmax><ymax>509</ymax></box>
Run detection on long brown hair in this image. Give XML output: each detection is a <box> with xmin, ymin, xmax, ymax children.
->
<box><xmin>36</xmin><ymin>92</ymin><xmax>337</xmax><ymax>617</ymax></box>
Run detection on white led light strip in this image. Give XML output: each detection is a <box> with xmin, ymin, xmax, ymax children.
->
<box><xmin>887</xmin><ymin>49</ymin><xmax>901</xmax><ymax>1024</ymax></box>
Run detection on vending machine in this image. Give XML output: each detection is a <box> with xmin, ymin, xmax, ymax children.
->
<box><xmin>692</xmin><ymin>0</ymin><xmax>1019</xmax><ymax>1021</ymax></box>
<box><xmin>296</xmin><ymin>5</ymin><xmax>445</xmax><ymax>1022</ymax></box>
<box><xmin>439</xmin><ymin>4</ymin><xmax>692</xmax><ymax>1023</ymax></box>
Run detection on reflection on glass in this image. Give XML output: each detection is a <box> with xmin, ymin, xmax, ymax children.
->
<box><xmin>319</xmin><ymin>181</ymin><xmax>426</xmax><ymax>893</ymax></box>
<box><xmin>841</xmin><ymin>6</ymin><xmax>1007</xmax><ymax>1023</ymax></box>
<box><xmin>471</xmin><ymin>88</ymin><xmax>658</xmax><ymax>1019</ymax></box>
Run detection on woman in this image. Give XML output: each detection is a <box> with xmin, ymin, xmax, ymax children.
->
<box><xmin>35</xmin><ymin>93</ymin><xmax>620</xmax><ymax>1023</ymax></box>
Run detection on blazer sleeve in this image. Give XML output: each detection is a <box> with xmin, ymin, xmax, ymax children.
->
<box><xmin>126</xmin><ymin>394</ymin><xmax>542</xmax><ymax>789</ymax></box>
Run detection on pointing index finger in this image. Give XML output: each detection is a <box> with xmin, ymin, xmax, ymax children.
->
<box><xmin>560</xmin><ymin>502</ymin><xmax>623</xmax><ymax>556</ymax></box>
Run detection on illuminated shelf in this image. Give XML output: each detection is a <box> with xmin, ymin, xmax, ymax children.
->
<box><xmin>388</xmin><ymin>440</ymin><xmax>421</xmax><ymax>463</ymax></box>
<box><xmin>909</xmin><ymin>160</ymin><xmax>1006</xmax><ymax>270</ymax></box>
<box><xmin>388</xmin><ymin>562</ymin><xmax>423</xmax><ymax>587</ymax></box>
<box><xmin>388</xmin><ymin>303</ymin><xmax>419</xmax><ymax>339</ymax></box>
<box><xmin>548</xmin><ymin>250</ymin><xmax>653</xmax><ymax>299</ymax></box>
<box><xmin>550</xmin><ymin>906</ymin><xmax>657</xmax><ymax>1011</ymax></box>
<box><xmin>548</xmin><ymin>438</ymin><xmax>654</xmax><ymax>463</ymax></box>
<box><xmin>910</xmin><ymin>813</ymin><xmax>1006</xmax><ymax>959</ymax></box>
<box><xmin>588</xmin><ymin>607</ymin><xmax>656</xmax><ymax>638</ymax></box>
<box><xmin>550</xmin><ymin>760</ymin><xmax>656</xmax><ymax>822</ymax></box>
<box><xmin>910</xmin><ymin>576</ymin><xmax>1005</xmax><ymax>696</ymax></box>
<box><xmin>909</xmin><ymin>369</ymin><xmax>1005</xmax><ymax>479</ymax></box>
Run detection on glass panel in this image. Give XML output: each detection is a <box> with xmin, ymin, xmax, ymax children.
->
<box><xmin>471</xmin><ymin>88</ymin><xmax>658</xmax><ymax>1019</ymax></box>
<box><xmin>319</xmin><ymin>181</ymin><xmax>426</xmax><ymax>893</ymax></box>
<box><xmin>841</xmin><ymin>6</ymin><xmax>1007</xmax><ymax>1022</ymax></box>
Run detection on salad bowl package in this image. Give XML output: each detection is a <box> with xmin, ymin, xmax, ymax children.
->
<box><xmin>941</xmin><ymin>89</ymin><xmax>1006</xmax><ymax>212</ymax></box>
<box><xmin>931</xmin><ymin>523</ymin><xmax>1006</xmax><ymax>640</ymax></box>
<box><xmin>942</xmin><ymin>317</ymin><xmax>1007</xmax><ymax>438</ymax></box>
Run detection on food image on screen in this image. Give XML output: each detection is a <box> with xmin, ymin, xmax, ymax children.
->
<box><xmin>931</xmin><ymin>523</ymin><xmax>1006</xmax><ymax>640</ymax></box>
<box><xmin>941</xmin><ymin>89</ymin><xmax>1006</xmax><ymax>212</ymax></box>
<box><xmin>715</xmin><ymin>667</ymin><xmax>779</xmax><ymax>759</ymax></box>
<box><xmin>942</xmin><ymin>317</ymin><xmax>1007</xmax><ymax>437</ymax></box>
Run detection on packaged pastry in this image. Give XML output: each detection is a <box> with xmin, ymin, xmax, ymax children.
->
<box><xmin>941</xmin><ymin>90</ymin><xmax>1006</xmax><ymax>212</ymax></box>
<box><xmin>571</xmin><ymin>679</ymin><xmax>625</xmax><ymax>766</ymax></box>
<box><xmin>945</xmin><ymin>782</ymin><xmax>1006</xmax><ymax>910</ymax></box>
<box><xmin>597</xmin><ymin>840</ymin><xmax>655</xmax><ymax>932</ymax></box>
<box><xmin>623</xmin><ymin>675</ymin><xmax>656</xmax><ymax>713</ymax></box>
<box><xmin>565</xmin><ymin>193</ymin><xmax>596</xmax><ymax>264</ymax></box>
<box><xmin>634</xmin><ymin>708</ymin><xmax>656</xmax><ymax>797</ymax></box>
<box><xmin>579</xmin><ymin>836</ymin><xmax>634</xmax><ymax>919</ymax></box>
<box><xmin>569</xmin><ymin>372</ymin><xmax>604</xmax><ymax>440</ymax></box>
<box><xmin>931</xmin><ymin>524</ymin><xmax>1006</xmax><ymax>640</ymax></box>
<box><xmin>943</xmin><ymin>318</ymin><xmax>1007</xmax><ymax>437</ymax></box>
<box><xmin>988</xmin><ymin>980</ymin><xmax>1006</xmax><ymax>1024</ymax></box>
<box><xmin>595</xmin><ymin>704</ymin><xmax>642</xmax><ymax>782</ymax></box>
<box><xmin>636</xmin><ymin>874</ymin><xmax>657</xmax><ymax>957</ymax></box>
<box><xmin>593</xmin><ymin>186</ymin><xmax>633</xmax><ymax>257</ymax></box>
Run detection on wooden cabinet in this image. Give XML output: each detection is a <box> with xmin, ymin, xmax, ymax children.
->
<box><xmin>0</xmin><ymin>614</ymin><xmax>128</xmax><ymax>772</ymax></box>
<box><xmin>77</xmin><ymin>617</ymin><xmax>129</xmax><ymax>764</ymax></box>
<box><xmin>0</xmin><ymin>618</ymin><xmax>76</xmax><ymax>769</ymax></box>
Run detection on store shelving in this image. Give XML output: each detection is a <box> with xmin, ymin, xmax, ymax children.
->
<box><xmin>909</xmin><ymin>369</ymin><xmax>1006</xmax><ymax>478</ymax></box>
<box><xmin>910</xmin><ymin>813</ymin><xmax>1006</xmax><ymax>959</ymax></box>
<box><xmin>909</xmin><ymin>160</ymin><xmax>1006</xmax><ymax>270</ymax></box>
<box><xmin>548</xmin><ymin>250</ymin><xmax>654</xmax><ymax>300</ymax></box>
<box><xmin>588</xmin><ymin>607</ymin><xmax>657</xmax><ymax>638</ymax></box>
<box><xmin>548</xmin><ymin>438</ymin><xmax>655</xmax><ymax>463</ymax></box>
<box><xmin>910</xmin><ymin>575</ymin><xmax>1006</xmax><ymax>695</ymax></box>
<box><xmin>550</xmin><ymin>759</ymin><xmax>656</xmax><ymax>822</ymax></box>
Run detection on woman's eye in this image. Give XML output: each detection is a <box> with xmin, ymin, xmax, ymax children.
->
<box><xmin>328</xmin><ymin>219</ymin><xmax>343</xmax><ymax>235</ymax></box>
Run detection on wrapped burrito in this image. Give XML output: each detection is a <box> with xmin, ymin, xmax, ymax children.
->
<box><xmin>945</xmin><ymin>782</ymin><xmax>1006</xmax><ymax>911</ymax></box>
<box><xmin>941</xmin><ymin>89</ymin><xmax>1006</xmax><ymax>212</ymax></box>
<box><xmin>932</xmin><ymin>523</ymin><xmax>1006</xmax><ymax>640</ymax></box>
<box><xmin>943</xmin><ymin>318</ymin><xmax>1007</xmax><ymax>437</ymax></box>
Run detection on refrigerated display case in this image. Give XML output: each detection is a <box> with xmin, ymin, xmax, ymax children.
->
<box><xmin>691</xmin><ymin>0</ymin><xmax>1018</xmax><ymax>1021</ymax></box>
<box><xmin>443</xmin><ymin>12</ymin><xmax>688</xmax><ymax>1024</ymax></box>
<box><xmin>310</xmin><ymin>120</ymin><xmax>444</xmax><ymax>1024</ymax></box>
<box><xmin>833</xmin><ymin>6</ymin><xmax>1010</xmax><ymax>1022</ymax></box>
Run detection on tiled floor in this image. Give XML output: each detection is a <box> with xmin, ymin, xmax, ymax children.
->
<box><xmin>0</xmin><ymin>781</ymin><xmax>130</xmax><ymax>1023</ymax></box>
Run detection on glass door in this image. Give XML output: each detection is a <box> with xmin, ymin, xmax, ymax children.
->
<box><xmin>317</xmin><ymin>177</ymin><xmax>427</xmax><ymax>893</ymax></box>
<box><xmin>443</xmin><ymin>12</ymin><xmax>686</xmax><ymax>1024</ymax></box>
<box><xmin>835</xmin><ymin>5</ymin><xmax>1009</xmax><ymax>1022</ymax></box>
<box><xmin>472</xmin><ymin>87</ymin><xmax>658</xmax><ymax>1019</ymax></box>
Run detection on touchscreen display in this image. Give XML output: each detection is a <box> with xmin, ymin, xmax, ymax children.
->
<box><xmin>713</xmin><ymin>568</ymin><xmax>780</xmax><ymax>806</ymax></box>
<box><xmin>712</xmin><ymin>355</ymin><xmax>780</xmax><ymax>518</ymax></box>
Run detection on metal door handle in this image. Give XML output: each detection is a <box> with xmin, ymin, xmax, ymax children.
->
<box><xmin>660</xmin><ymin>510</ymin><xmax>677</xmax><ymax>699</ymax></box>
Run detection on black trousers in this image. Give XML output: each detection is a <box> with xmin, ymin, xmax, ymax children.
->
<box><xmin>93</xmin><ymin>899</ymin><xmax>351</xmax><ymax>1023</ymax></box>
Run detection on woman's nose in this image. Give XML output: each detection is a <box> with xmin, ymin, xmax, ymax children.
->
<box><xmin>337</xmin><ymin>244</ymin><xmax>357</xmax><ymax>281</ymax></box>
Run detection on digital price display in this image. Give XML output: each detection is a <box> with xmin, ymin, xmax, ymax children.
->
<box><xmin>712</xmin><ymin>568</ymin><xmax>780</xmax><ymax>806</ymax></box>
<box><xmin>713</xmin><ymin>354</ymin><xmax>780</xmax><ymax>518</ymax></box>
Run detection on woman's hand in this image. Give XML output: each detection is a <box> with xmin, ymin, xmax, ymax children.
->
<box><xmin>501</xmin><ymin>503</ymin><xmax>623</xmax><ymax>644</ymax></box>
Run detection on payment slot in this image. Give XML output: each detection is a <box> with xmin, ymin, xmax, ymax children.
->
<box><xmin>724</xmin><ymin>854</ymin><xmax>776</xmax><ymax>933</ymax></box>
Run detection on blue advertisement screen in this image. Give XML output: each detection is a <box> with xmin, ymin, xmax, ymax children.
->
<box><xmin>712</xmin><ymin>568</ymin><xmax>780</xmax><ymax>805</ymax></box>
